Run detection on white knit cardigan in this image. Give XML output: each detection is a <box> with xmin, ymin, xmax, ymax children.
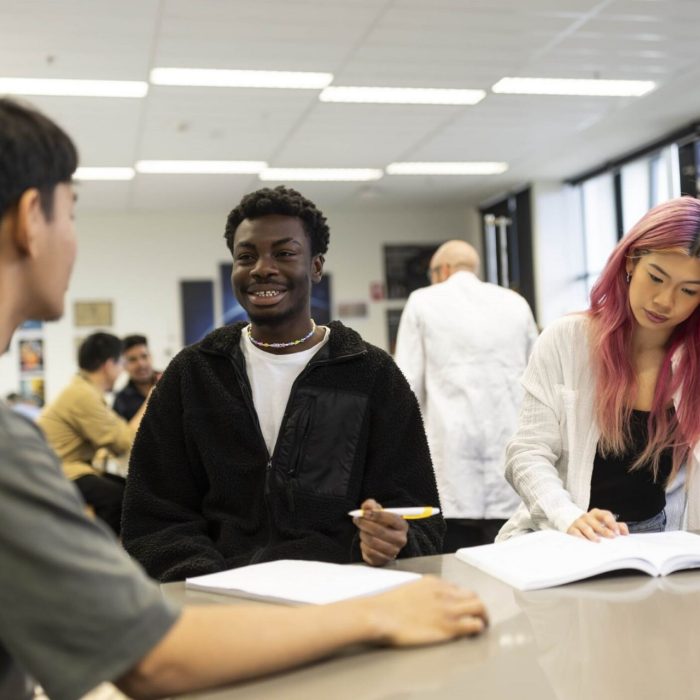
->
<box><xmin>497</xmin><ymin>313</ymin><xmax>700</xmax><ymax>541</ymax></box>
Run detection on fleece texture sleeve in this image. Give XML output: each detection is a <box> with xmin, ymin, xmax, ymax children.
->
<box><xmin>361</xmin><ymin>356</ymin><xmax>445</xmax><ymax>556</ymax></box>
<box><xmin>122</xmin><ymin>354</ymin><xmax>228</xmax><ymax>582</ymax></box>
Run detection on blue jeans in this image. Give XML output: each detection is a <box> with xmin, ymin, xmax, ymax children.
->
<box><xmin>626</xmin><ymin>509</ymin><xmax>667</xmax><ymax>533</ymax></box>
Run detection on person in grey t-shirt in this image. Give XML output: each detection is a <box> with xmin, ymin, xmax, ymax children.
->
<box><xmin>0</xmin><ymin>402</ymin><xmax>179</xmax><ymax>700</ymax></box>
<box><xmin>0</xmin><ymin>100</ymin><xmax>487</xmax><ymax>700</ymax></box>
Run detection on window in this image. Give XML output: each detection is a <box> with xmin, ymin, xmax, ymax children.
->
<box><xmin>650</xmin><ymin>144</ymin><xmax>680</xmax><ymax>206</ymax></box>
<box><xmin>621</xmin><ymin>158</ymin><xmax>650</xmax><ymax>232</ymax></box>
<box><xmin>573</xmin><ymin>132</ymin><xmax>693</xmax><ymax>313</ymax></box>
<box><xmin>581</xmin><ymin>173</ymin><xmax>617</xmax><ymax>293</ymax></box>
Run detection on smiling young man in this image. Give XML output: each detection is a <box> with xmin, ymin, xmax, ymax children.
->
<box><xmin>122</xmin><ymin>186</ymin><xmax>445</xmax><ymax>581</ymax></box>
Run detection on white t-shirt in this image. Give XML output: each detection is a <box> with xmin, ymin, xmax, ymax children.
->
<box><xmin>240</xmin><ymin>326</ymin><xmax>330</xmax><ymax>455</ymax></box>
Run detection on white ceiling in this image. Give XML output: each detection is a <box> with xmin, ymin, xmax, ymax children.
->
<box><xmin>2</xmin><ymin>0</ymin><xmax>700</xmax><ymax>210</ymax></box>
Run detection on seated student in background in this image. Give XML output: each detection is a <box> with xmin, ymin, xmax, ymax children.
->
<box><xmin>498</xmin><ymin>197</ymin><xmax>700</xmax><ymax>542</ymax></box>
<box><xmin>122</xmin><ymin>185</ymin><xmax>445</xmax><ymax>581</ymax></box>
<box><xmin>0</xmin><ymin>97</ymin><xmax>487</xmax><ymax>700</ymax></box>
<box><xmin>39</xmin><ymin>332</ymin><xmax>148</xmax><ymax>534</ymax></box>
<box><xmin>112</xmin><ymin>334</ymin><xmax>161</xmax><ymax>420</ymax></box>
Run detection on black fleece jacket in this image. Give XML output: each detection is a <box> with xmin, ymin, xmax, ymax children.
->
<box><xmin>122</xmin><ymin>321</ymin><xmax>444</xmax><ymax>582</ymax></box>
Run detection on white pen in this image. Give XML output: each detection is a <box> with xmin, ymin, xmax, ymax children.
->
<box><xmin>348</xmin><ymin>506</ymin><xmax>441</xmax><ymax>520</ymax></box>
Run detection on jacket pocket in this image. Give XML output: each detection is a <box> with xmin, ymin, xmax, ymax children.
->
<box><xmin>288</xmin><ymin>396</ymin><xmax>316</xmax><ymax>478</ymax></box>
<box><xmin>281</xmin><ymin>387</ymin><xmax>368</xmax><ymax>498</ymax></box>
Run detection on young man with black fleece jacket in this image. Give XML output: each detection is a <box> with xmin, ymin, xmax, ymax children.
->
<box><xmin>122</xmin><ymin>186</ymin><xmax>445</xmax><ymax>582</ymax></box>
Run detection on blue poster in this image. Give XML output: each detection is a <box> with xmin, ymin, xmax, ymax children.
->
<box><xmin>181</xmin><ymin>280</ymin><xmax>214</xmax><ymax>346</ymax></box>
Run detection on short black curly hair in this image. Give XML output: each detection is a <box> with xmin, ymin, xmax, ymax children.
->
<box><xmin>224</xmin><ymin>186</ymin><xmax>330</xmax><ymax>256</ymax></box>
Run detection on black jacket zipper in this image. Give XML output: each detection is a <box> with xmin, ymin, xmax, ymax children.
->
<box><xmin>227</xmin><ymin>355</ymin><xmax>273</xmax><ymax>565</ymax></box>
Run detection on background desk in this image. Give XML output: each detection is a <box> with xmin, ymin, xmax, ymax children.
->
<box><xmin>162</xmin><ymin>553</ymin><xmax>700</xmax><ymax>700</ymax></box>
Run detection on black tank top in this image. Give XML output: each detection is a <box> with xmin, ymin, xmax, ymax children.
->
<box><xmin>588</xmin><ymin>409</ymin><xmax>673</xmax><ymax>522</ymax></box>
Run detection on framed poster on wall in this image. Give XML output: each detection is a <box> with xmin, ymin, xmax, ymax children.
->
<box><xmin>181</xmin><ymin>280</ymin><xmax>214</xmax><ymax>346</ymax></box>
<box><xmin>383</xmin><ymin>244</ymin><xmax>439</xmax><ymax>300</ymax></box>
<box><xmin>74</xmin><ymin>300</ymin><xmax>113</xmax><ymax>327</ymax></box>
<box><xmin>19</xmin><ymin>338</ymin><xmax>44</xmax><ymax>373</ymax></box>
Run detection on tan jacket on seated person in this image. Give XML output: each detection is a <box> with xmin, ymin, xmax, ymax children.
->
<box><xmin>39</xmin><ymin>373</ymin><xmax>135</xmax><ymax>480</ymax></box>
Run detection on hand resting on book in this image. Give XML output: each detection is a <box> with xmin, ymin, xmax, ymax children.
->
<box><xmin>567</xmin><ymin>508</ymin><xmax>630</xmax><ymax>542</ymax></box>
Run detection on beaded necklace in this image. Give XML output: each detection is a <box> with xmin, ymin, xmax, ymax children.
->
<box><xmin>247</xmin><ymin>320</ymin><xmax>316</xmax><ymax>349</ymax></box>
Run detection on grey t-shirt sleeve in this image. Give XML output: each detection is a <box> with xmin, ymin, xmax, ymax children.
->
<box><xmin>0</xmin><ymin>407</ymin><xmax>180</xmax><ymax>700</ymax></box>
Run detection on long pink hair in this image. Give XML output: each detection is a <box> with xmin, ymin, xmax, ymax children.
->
<box><xmin>588</xmin><ymin>196</ymin><xmax>700</xmax><ymax>479</ymax></box>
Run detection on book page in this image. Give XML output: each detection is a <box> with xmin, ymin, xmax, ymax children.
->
<box><xmin>608</xmin><ymin>531</ymin><xmax>700</xmax><ymax>574</ymax></box>
<box><xmin>456</xmin><ymin>531</ymin><xmax>658</xmax><ymax>590</ymax></box>
<box><xmin>186</xmin><ymin>559</ymin><xmax>421</xmax><ymax>605</ymax></box>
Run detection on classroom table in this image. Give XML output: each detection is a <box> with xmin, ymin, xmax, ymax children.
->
<box><xmin>162</xmin><ymin>552</ymin><xmax>700</xmax><ymax>700</ymax></box>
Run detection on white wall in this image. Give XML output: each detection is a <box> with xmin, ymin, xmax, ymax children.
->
<box><xmin>531</xmin><ymin>182</ymin><xmax>589</xmax><ymax>328</ymax></box>
<box><xmin>0</xmin><ymin>201</ymin><xmax>480</xmax><ymax>402</ymax></box>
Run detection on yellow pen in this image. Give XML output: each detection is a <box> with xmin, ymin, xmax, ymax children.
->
<box><xmin>348</xmin><ymin>506</ymin><xmax>441</xmax><ymax>520</ymax></box>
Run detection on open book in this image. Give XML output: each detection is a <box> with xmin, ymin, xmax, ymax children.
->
<box><xmin>186</xmin><ymin>559</ymin><xmax>421</xmax><ymax>605</ymax></box>
<box><xmin>456</xmin><ymin>530</ymin><xmax>700</xmax><ymax>591</ymax></box>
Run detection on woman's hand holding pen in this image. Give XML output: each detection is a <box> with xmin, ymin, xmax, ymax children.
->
<box><xmin>354</xmin><ymin>498</ymin><xmax>408</xmax><ymax>566</ymax></box>
<box><xmin>567</xmin><ymin>508</ymin><xmax>630</xmax><ymax>542</ymax></box>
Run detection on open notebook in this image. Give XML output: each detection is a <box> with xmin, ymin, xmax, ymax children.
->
<box><xmin>186</xmin><ymin>559</ymin><xmax>421</xmax><ymax>605</ymax></box>
<box><xmin>456</xmin><ymin>530</ymin><xmax>700</xmax><ymax>591</ymax></box>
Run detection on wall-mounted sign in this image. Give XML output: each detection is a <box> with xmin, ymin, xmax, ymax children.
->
<box><xmin>74</xmin><ymin>300</ymin><xmax>113</xmax><ymax>327</ymax></box>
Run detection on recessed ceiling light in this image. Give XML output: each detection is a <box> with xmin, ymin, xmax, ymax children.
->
<box><xmin>260</xmin><ymin>168</ymin><xmax>383</xmax><ymax>182</ymax></box>
<box><xmin>386</xmin><ymin>162</ymin><xmax>508</xmax><ymax>175</ymax></box>
<box><xmin>491</xmin><ymin>77</ymin><xmax>655</xmax><ymax>97</ymax></box>
<box><xmin>319</xmin><ymin>86</ymin><xmax>485</xmax><ymax>105</ymax></box>
<box><xmin>135</xmin><ymin>160</ymin><xmax>267</xmax><ymax>174</ymax></box>
<box><xmin>150</xmin><ymin>68</ymin><xmax>333</xmax><ymax>90</ymax></box>
<box><xmin>74</xmin><ymin>167</ymin><xmax>135</xmax><ymax>181</ymax></box>
<box><xmin>0</xmin><ymin>78</ymin><xmax>148</xmax><ymax>98</ymax></box>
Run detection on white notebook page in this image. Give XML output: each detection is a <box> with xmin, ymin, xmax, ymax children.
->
<box><xmin>186</xmin><ymin>559</ymin><xmax>421</xmax><ymax>605</ymax></box>
<box><xmin>457</xmin><ymin>531</ymin><xmax>700</xmax><ymax>590</ymax></box>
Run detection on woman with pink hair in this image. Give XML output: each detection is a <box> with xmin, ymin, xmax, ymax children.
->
<box><xmin>498</xmin><ymin>196</ymin><xmax>700</xmax><ymax>542</ymax></box>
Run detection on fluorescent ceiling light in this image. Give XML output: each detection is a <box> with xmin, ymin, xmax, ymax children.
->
<box><xmin>151</xmin><ymin>67</ymin><xmax>333</xmax><ymax>90</ymax></box>
<box><xmin>492</xmin><ymin>77</ymin><xmax>655</xmax><ymax>97</ymax></box>
<box><xmin>74</xmin><ymin>167</ymin><xmax>135</xmax><ymax>181</ymax></box>
<box><xmin>320</xmin><ymin>86</ymin><xmax>485</xmax><ymax>105</ymax></box>
<box><xmin>260</xmin><ymin>168</ymin><xmax>383</xmax><ymax>182</ymax></box>
<box><xmin>0</xmin><ymin>77</ymin><xmax>147</xmax><ymax>98</ymax></box>
<box><xmin>386</xmin><ymin>162</ymin><xmax>508</xmax><ymax>175</ymax></box>
<box><xmin>135</xmin><ymin>160</ymin><xmax>266</xmax><ymax>174</ymax></box>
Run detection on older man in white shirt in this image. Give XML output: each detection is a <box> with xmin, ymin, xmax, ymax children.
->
<box><xmin>395</xmin><ymin>240</ymin><xmax>538</xmax><ymax>551</ymax></box>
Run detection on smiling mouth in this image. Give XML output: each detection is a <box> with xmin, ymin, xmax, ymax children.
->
<box><xmin>247</xmin><ymin>289</ymin><xmax>287</xmax><ymax>306</ymax></box>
